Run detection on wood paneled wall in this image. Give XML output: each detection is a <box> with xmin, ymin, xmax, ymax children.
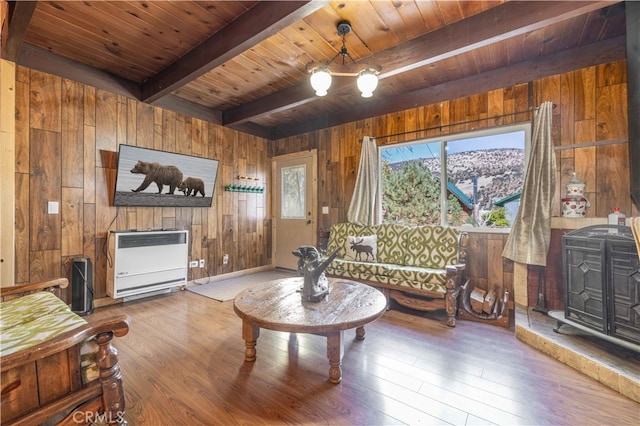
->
<box><xmin>14</xmin><ymin>66</ymin><xmax>272</xmax><ymax>299</ymax></box>
<box><xmin>466</xmin><ymin>232</ymin><xmax>512</xmax><ymax>307</ymax></box>
<box><xmin>270</xmin><ymin>59</ymin><xmax>637</xmax><ymax>306</ymax></box>
<box><xmin>271</xmin><ymin>60</ymin><xmax>635</xmax><ymax>222</ymax></box>
<box><xmin>1</xmin><ymin>59</ymin><xmax>16</xmax><ymax>287</ymax></box>
<box><xmin>12</xmin><ymin>59</ymin><xmax>635</xmax><ymax>308</ymax></box>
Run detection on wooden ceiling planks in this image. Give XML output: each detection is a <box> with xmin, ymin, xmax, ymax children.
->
<box><xmin>259</xmin><ymin>33</ymin><xmax>315</xmax><ymax>79</ymax></box>
<box><xmin>252</xmin><ymin>2</ymin><xmax>625</xmax><ymax>133</ymax></box>
<box><xmin>177</xmin><ymin>33</ymin><xmax>309</xmax><ymax>110</ymax></box>
<box><xmin>582</xmin><ymin>6</ymin><xmax>627</xmax><ymax>44</ymax></box>
<box><xmin>26</xmin><ymin>1</ymin><xmax>247</xmax><ymax>82</ymax></box>
<box><xmin>26</xmin><ymin>9</ymin><xmax>158</xmax><ymax>81</ymax></box>
<box><xmin>372</xmin><ymin>1</ymin><xmax>427</xmax><ymax>43</ymax></box>
<box><xmin>141</xmin><ymin>1</ymin><xmax>329</xmax><ymax>103</ymax></box>
<box><xmin>7</xmin><ymin>0</ymin><xmax>626</xmax><ymax>139</ymax></box>
<box><xmin>331</xmin><ymin>1</ymin><xmax>401</xmax><ymax>52</ymax></box>
<box><xmin>414</xmin><ymin>0</ymin><xmax>448</xmax><ymax>31</ymax></box>
<box><xmin>433</xmin><ymin>0</ymin><xmax>466</xmax><ymax>25</ymax></box>
<box><xmin>91</xmin><ymin>1</ymin><xmax>210</xmax><ymax>47</ymax></box>
<box><xmin>145</xmin><ymin>1</ymin><xmax>251</xmax><ymax>37</ymax></box>
<box><xmin>277</xmin><ymin>23</ymin><xmax>334</xmax><ymax>66</ymax></box>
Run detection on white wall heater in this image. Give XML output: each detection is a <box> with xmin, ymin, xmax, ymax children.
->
<box><xmin>107</xmin><ymin>229</ymin><xmax>188</xmax><ymax>299</ymax></box>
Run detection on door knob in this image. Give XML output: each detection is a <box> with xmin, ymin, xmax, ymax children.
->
<box><xmin>306</xmin><ymin>220</ymin><xmax>312</xmax><ymax>224</ymax></box>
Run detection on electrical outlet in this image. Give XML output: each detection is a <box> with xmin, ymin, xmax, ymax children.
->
<box><xmin>199</xmin><ymin>259</ymin><xmax>205</xmax><ymax>268</ymax></box>
<box><xmin>189</xmin><ymin>260</ymin><xmax>198</xmax><ymax>268</ymax></box>
<box><xmin>222</xmin><ymin>254</ymin><xmax>229</xmax><ymax>265</ymax></box>
<box><xmin>48</xmin><ymin>201</ymin><xmax>59</xmax><ymax>214</ymax></box>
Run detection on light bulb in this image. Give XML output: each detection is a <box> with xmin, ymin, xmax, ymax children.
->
<box><xmin>357</xmin><ymin>69</ymin><xmax>378</xmax><ymax>98</ymax></box>
<box><xmin>310</xmin><ymin>68</ymin><xmax>332</xmax><ymax>96</ymax></box>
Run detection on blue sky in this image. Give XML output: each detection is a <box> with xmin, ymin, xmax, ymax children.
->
<box><xmin>381</xmin><ymin>131</ymin><xmax>525</xmax><ymax>164</ymax></box>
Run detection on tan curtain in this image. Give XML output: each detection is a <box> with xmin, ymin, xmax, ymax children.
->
<box><xmin>502</xmin><ymin>101</ymin><xmax>557</xmax><ymax>266</ymax></box>
<box><xmin>347</xmin><ymin>136</ymin><xmax>380</xmax><ymax>225</ymax></box>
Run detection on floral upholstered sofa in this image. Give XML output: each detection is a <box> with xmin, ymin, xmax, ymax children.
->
<box><xmin>325</xmin><ymin>223</ymin><xmax>468</xmax><ymax>326</ymax></box>
<box><xmin>1</xmin><ymin>278</ymin><xmax>129</xmax><ymax>425</ymax></box>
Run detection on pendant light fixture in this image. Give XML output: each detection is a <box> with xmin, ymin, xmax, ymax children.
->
<box><xmin>307</xmin><ymin>21</ymin><xmax>381</xmax><ymax>98</ymax></box>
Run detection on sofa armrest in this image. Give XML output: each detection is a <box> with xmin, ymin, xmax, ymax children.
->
<box><xmin>446</xmin><ymin>264</ymin><xmax>466</xmax><ymax>283</ymax></box>
<box><xmin>1</xmin><ymin>315</ymin><xmax>130</xmax><ymax>425</ymax></box>
<box><xmin>0</xmin><ymin>278</ymin><xmax>69</xmax><ymax>301</ymax></box>
<box><xmin>1</xmin><ymin>315</ymin><xmax>130</xmax><ymax>371</ymax></box>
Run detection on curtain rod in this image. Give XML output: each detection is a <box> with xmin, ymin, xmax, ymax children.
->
<box><xmin>370</xmin><ymin>104</ymin><xmax>556</xmax><ymax>141</ymax></box>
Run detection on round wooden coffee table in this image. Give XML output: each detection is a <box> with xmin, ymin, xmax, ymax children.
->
<box><xmin>233</xmin><ymin>277</ymin><xmax>387</xmax><ymax>384</ymax></box>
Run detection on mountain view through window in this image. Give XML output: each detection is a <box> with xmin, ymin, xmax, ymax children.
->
<box><xmin>380</xmin><ymin>126</ymin><xmax>528</xmax><ymax>227</ymax></box>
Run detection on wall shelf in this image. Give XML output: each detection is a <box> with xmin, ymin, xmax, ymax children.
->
<box><xmin>225</xmin><ymin>175</ymin><xmax>265</xmax><ymax>193</ymax></box>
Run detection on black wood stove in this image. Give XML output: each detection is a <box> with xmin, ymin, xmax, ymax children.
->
<box><xmin>549</xmin><ymin>224</ymin><xmax>640</xmax><ymax>351</ymax></box>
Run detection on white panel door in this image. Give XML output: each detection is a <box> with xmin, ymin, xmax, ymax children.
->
<box><xmin>272</xmin><ymin>150</ymin><xmax>317</xmax><ymax>270</ymax></box>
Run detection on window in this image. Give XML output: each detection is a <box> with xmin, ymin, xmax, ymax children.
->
<box><xmin>281</xmin><ymin>164</ymin><xmax>306</xmax><ymax>219</ymax></box>
<box><xmin>380</xmin><ymin>124</ymin><xmax>530</xmax><ymax>227</ymax></box>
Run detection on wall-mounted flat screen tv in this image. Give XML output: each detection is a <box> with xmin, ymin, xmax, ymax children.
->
<box><xmin>113</xmin><ymin>144</ymin><xmax>219</xmax><ymax>207</ymax></box>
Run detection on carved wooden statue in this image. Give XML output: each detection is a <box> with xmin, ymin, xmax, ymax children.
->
<box><xmin>292</xmin><ymin>246</ymin><xmax>340</xmax><ymax>302</ymax></box>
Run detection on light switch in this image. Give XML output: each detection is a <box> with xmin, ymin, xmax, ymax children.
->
<box><xmin>322</xmin><ymin>206</ymin><xmax>329</xmax><ymax>214</ymax></box>
<box><xmin>48</xmin><ymin>201</ymin><xmax>59</xmax><ymax>214</ymax></box>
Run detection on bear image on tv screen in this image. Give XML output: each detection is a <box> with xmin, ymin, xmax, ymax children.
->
<box><xmin>130</xmin><ymin>160</ymin><xmax>183</xmax><ymax>194</ymax></box>
<box><xmin>178</xmin><ymin>177</ymin><xmax>205</xmax><ymax>197</ymax></box>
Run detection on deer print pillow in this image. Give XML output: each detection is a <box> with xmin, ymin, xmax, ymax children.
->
<box><xmin>344</xmin><ymin>235</ymin><xmax>377</xmax><ymax>262</ymax></box>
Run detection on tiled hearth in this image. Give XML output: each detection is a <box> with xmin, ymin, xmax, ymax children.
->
<box><xmin>514</xmin><ymin>216</ymin><xmax>640</xmax><ymax>403</ymax></box>
<box><xmin>515</xmin><ymin>305</ymin><xmax>640</xmax><ymax>403</ymax></box>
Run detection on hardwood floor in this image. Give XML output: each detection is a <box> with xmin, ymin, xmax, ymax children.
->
<box><xmin>87</xmin><ymin>290</ymin><xmax>639</xmax><ymax>425</ymax></box>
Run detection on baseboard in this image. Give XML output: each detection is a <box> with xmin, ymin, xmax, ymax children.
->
<box><xmin>124</xmin><ymin>288</ymin><xmax>172</xmax><ymax>302</ymax></box>
<box><xmin>185</xmin><ymin>265</ymin><xmax>276</xmax><ymax>287</ymax></box>
<box><xmin>94</xmin><ymin>288</ymin><xmax>175</xmax><ymax>306</ymax></box>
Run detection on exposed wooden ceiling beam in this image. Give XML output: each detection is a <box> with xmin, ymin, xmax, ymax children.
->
<box><xmin>142</xmin><ymin>0</ymin><xmax>329</xmax><ymax>103</ymax></box>
<box><xmin>16</xmin><ymin>44</ymin><xmax>141</xmax><ymax>99</ymax></box>
<box><xmin>229</xmin><ymin>121</ymin><xmax>275</xmax><ymax>140</ymax></box>
<box><xmin>377</xmin><ymin>0</ymin><xmax>618</xmax><ymax>79</ymax></box>
<box><xmin>151</xmin><ymin>94</ymin><xmax>222</xmax><ymax>125</ymax></box>
<box><xmin>271</xmin><ymin>36</ymin><xmax>627</xmax><ymax>140</ymax></box>
<box><xmin>14</xmin><ymin>44</ymin><xmax>273</xmax><ymax>139</ymax></box>
<box><xmin>7</xmin><ymin>1</ymin><xmax>625</xmax><ymax>143</ymax></box>
<box><xmin>1</xmin><ymin>0</ymin><xmax>37</xmax><ymax>61</ymax></box>
<box><xmin>223</xmin><ymin>0</ymin><xmax>618</xmax><ymax>127</ymax></box>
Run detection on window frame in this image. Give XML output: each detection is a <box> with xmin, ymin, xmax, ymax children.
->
<box><xmin>378</xmin><ymin>123</ymin><xmax>532</xmax><ymax>228</ymax></box>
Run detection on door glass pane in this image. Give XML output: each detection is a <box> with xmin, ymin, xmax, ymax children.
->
<box><xmin>281</xmin><ymin>165</ymin><xmax>306</xmax><ymax>219</ymax></box>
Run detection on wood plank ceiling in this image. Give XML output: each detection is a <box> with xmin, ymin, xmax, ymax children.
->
<box><xmin>1</xmin><ymin>0</ymin><xmax>628</xmax><ymax>140</ymax></box>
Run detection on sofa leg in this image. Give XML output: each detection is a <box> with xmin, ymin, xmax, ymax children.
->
<box><xmin>445</xmin><ymin>297</ymin><xmax>457</xmax><ymax>327</ymax></box>
<box><xmin>446</xmin><ymin>311</ymin><xmax>456</xmax><ymax>327</ymax></box>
